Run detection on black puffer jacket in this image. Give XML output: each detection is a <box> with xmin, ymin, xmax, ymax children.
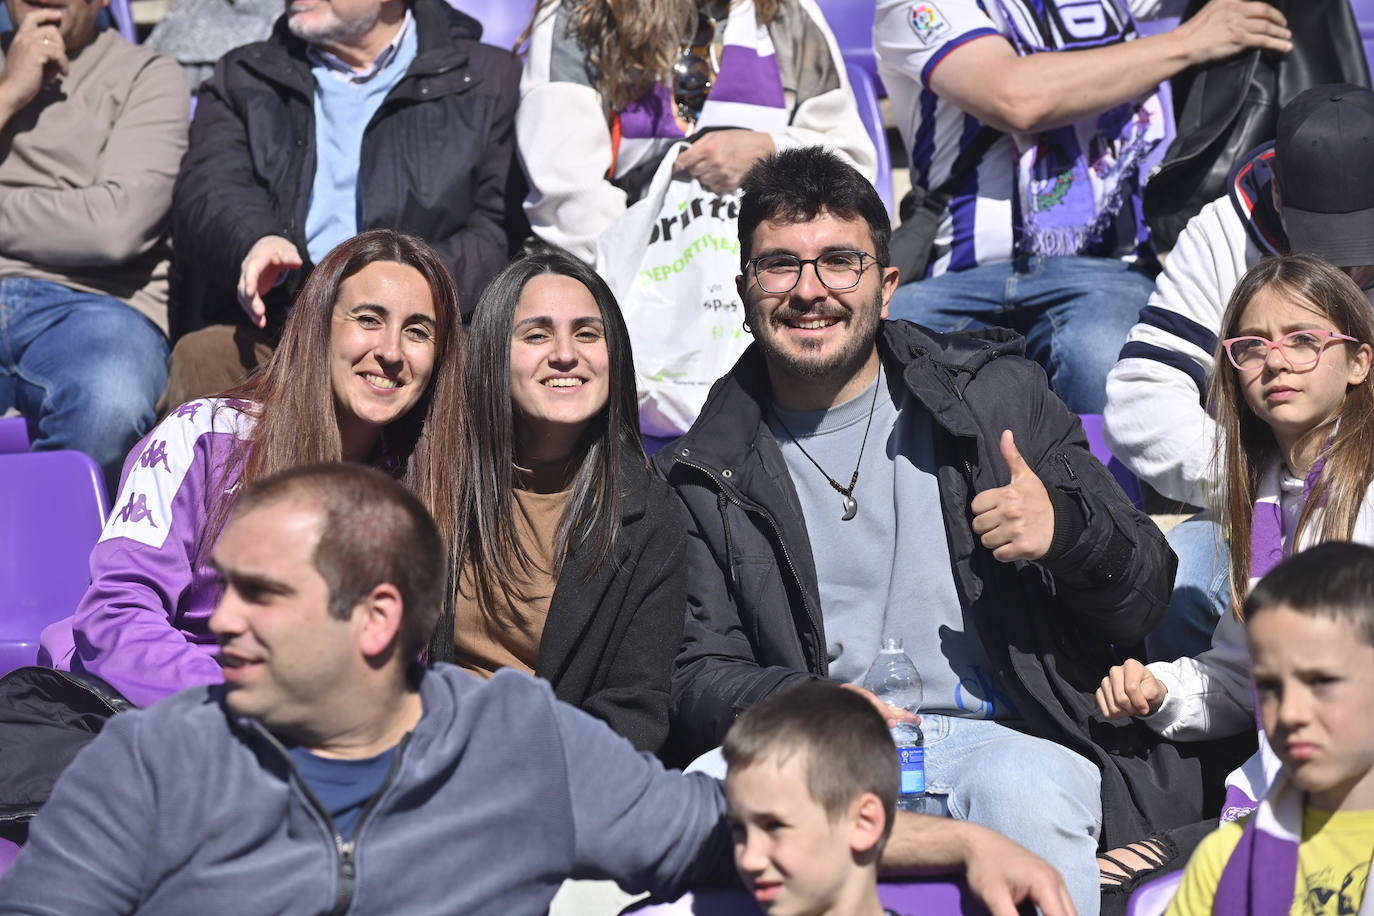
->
<box><xmin>169</xmin><ymin>0</ymin><xmax>519</xmax><ymax>334</ymax></box>
<box><xmin>657</xmin><ymin>320</ymin><xmax>1196</xmax><ymax>849</ymax></box>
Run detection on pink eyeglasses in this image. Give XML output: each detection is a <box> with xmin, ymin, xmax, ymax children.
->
<box><xmin>1221</xmin><ymin>329</ymin><xmax>1361</xmax><ymax>371</ymax></box>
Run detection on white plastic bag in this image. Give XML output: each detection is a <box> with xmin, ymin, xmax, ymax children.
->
<box><xmin>595</xmin><ymin>142</ymin><xmax>752</xmax><ymax>437</ymax></box>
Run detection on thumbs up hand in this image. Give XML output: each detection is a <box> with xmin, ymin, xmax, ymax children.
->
<box><xmin>970</xmin><ymin>430</ymin><xmax>1055</xmax><ymax>562</ymax></box>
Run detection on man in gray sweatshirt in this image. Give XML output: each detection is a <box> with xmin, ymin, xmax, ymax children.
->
<box><xmin>0</xmin><ymin>463</ymin><xmax>1068</xmax><ymax>915</ymax></box>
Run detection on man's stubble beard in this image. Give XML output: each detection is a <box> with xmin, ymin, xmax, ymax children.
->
<box><xmin>747</xmin><ymin>285</ymin><xmax>884</xmax><ymax>384</ymax></box>
<box><xmin>287</xmin><ymin>4</ymin><xmax>380</xmax><ymax>46</ymax></box>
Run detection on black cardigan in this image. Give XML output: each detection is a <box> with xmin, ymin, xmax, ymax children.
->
<box><xmin>446</xmin><ymin>452</ymin><xmax>687</xmax><ymax>756</ymax></box>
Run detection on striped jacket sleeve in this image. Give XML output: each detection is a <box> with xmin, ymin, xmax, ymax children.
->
<box><xmin>1103</xmin><ymin>197</ymin><xmax>1259</xmax><ymax>506</ymax></box>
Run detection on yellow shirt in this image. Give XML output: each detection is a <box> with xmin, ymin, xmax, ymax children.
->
<box><xmin>1167</xmin><ymin>808</ymin><xmax>1374</xmax><ymax>916</ymax></box>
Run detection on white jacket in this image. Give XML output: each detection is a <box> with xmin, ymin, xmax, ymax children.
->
<box><xmin>1141</xmin><ymin>479</ymin><xmax>1374</xmax><ymax>741</ymax></box>
<box><xmin>1102</xmin><ymin>145</ymin><xmax>1282</xmax><ymax>506</ymax></box>
<box><xmin>517</xmin><ymin>0</ymin><xmax>876</xmax><ymax>263</ymax></box>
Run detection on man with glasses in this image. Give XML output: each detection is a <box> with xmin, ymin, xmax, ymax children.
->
<box><xmin>659</xmin><ymin>146</ymin><xmax>1187</xmax><ymax>916</ymax></box>
<box><xmin>1104</xmin><ymin>84</ymin><xmax>1374</xmax><ymax>662</ymax></box>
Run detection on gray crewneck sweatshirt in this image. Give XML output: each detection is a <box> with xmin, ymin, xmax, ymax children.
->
<box><xmin>768</xmin><ymin>364</ymin><xmax>1018</xmax><ymax>720</ymax></box>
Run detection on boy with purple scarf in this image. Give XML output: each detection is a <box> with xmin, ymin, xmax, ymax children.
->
<box><xmin>1168</xmin><ymin>542</ymin><xmax>1374</xmax><ymax>915</ymax></box>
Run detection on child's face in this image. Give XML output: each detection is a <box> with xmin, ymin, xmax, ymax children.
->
<box><xmin>725</xmin><ymin>752</ymin><xmax>876</xmax><ymax>916</ymax></box>
<box><xmin>1249</xmin><ymin>606</ymin><xmax>1374</xmax><ymax>811</ymax></box>
<box><xmin>1233</xmin><ymin>288</ymin><xmax>1371</xmax><ymax>450</ymax></box>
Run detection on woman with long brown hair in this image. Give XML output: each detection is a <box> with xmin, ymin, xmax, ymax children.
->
<box><xmin>517</xmin><ymin>0</ymin><xmax>875</xmax><ymax>262</ymax></box>
<box><xmin>39</xmin><ymin>230</ymin><xmax>465</xmax><ymax>708</ymax></box>
<box><xmin>428</xmin><ymin>249</ymin><xmax>685</xmax><ymax>754</ymax></box>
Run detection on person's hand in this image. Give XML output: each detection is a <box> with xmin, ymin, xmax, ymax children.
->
<box><xmin>970</xmin><ymin>430</ymin><xmax>1054</xmax><ymax>562</ymax></box>
<box><xmin>1096</xmin><ymin>659</ymin><xmax>1168</xmax><ymax>720</ymax></box>
<box><xmin>0</xmin><ymin>9</ymin><xmax>68</xmax><ymax>119</ymax></box>
<box><xmin>673</xmin><ymin>129</ymin><xmax>775</xmax><ymax>194</ymax></box>
<box><xmin>840</xmin><ymin>683</ymin><xmax>921</xmax><ymax>729</ymax></box>
<box><xmin>237</xmin><ymin>235</ymin><xmax>303</xmax><ymax>328</ymax></box>
<box><xmin>1176</xmin><ymin>0</ymin><xmax>1291</xmax><ymax>65</ymax></box>
<box><xmin>962</xmin><ymin>822</ymin><xmax>1076</xmax><ymax>916</ymax></box>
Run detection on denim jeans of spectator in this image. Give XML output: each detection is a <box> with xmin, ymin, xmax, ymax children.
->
<box><xmin>912</xmin><ymin>715</ymin><xmax>1104</xmax><ymax>916</ymax></box>
<box><xmin>0</xmin><ymin>277</ymin><xmax>169</xmax><ymax>497</ymax></box>
<box><xmin>886</xmin><ymin>256</ymin><xmax>1154</xmax><ymax>415</ymax></box>
<box><xmin>1146</xmin><ymin>514</ymin><xmax>1229</xmax><ymax>663</ymax></box>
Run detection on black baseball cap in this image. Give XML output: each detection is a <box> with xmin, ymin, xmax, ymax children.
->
<box><xmin>1275</xmin><ymin>84</ymin><xmax>1374</xmax><ymax>267</ymax></box>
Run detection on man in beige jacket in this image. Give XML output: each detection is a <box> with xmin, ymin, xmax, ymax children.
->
<box><xmin>0</xmin><ymin>0</ymin><xmax>186</xmax><ymax>495</ymax></box>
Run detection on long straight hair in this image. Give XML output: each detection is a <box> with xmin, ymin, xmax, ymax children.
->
<box><xmin>431</xmin><ymin>249</ymin><xmax>644</xmax><ymax>658</ymax></box>
<box><xmin>1209</xmin><ymin>254</ymin><xmax>1374</xmax><ymax>617</ymax></box>
<box><xmin>201</xmin><ymin>230</ymin><xmax>466</xmax><ymax>574</ymax></box>
<box><xmin>525</xmin><ymin>0</ymin><xmax>782</xmax><ymax>110</ymax></box>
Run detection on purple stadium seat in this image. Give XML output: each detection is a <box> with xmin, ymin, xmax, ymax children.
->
<box><xmin>847</xmin><ymin>61</ymin><xmax>894</xmax><ymax>214</ymax></box>
<box><xmin>621</xmin><ymin>878</ymin><xmax>1009</xmax><ymax>915</ymax></box>
<box><xmin>1078</xmin><ymin>413</ymin><xmax>1145</xmax><ymax>510</ymax></box>
<box><xmin>0</xmin><ymin>416</ymin><xmax>29</xmax><ymax>454</ymax></box>
<box><xmin>449</xmin><ymin>0</ymin><xmax>537</xmax><ymax>52</ymax></box>
<box><xmin>108</xmin><ymin>0</ymin><xmax>137</xmax><ymax>44</ymax></box>
<box><xmin>814</xmin><ymin>0</ymin><xmax>880</xmax><ymax>89</ymax></box>
<box><xmin>1126</xmin><ymin>869</ymin><xmax>1184</xmax><ymax>916</ymax></box>
<box><xmin>0</xmin><ymin>451</ymin><xmax>108</xmax><ymax>677</ymax></box>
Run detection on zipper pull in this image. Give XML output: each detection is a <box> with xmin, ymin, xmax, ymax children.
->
<box><xmin>1057</xmin><ymin>453</ymin><xmax>1077</xmax><ymax>481</ymax></box>
<box><xmin>338</xmin><ymin>839</ymin><xmax>356</xmax><ymax>881</ymax></box>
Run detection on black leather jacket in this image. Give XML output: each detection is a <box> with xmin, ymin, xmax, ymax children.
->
<box><xmin>658</xmin><ymin>320</ymin><xmax>1195</xmax><ymax>848</ymax></box>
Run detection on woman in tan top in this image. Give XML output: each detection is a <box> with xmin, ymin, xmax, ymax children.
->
<box><xmin>429</xmin><ymin>249</ymin><xmax>686</xmax><ymax>755</ymax></box>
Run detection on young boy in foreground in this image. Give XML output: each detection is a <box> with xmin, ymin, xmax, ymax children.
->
<box><xmin>1167</xmin><ymin>542</ymin><xmax>1374</xmax><ymax>915</ymax></box>
<box><xmin>722</xmin><ymin>681</ymin><xmax>902</xmax><ymax>916</ymax></box>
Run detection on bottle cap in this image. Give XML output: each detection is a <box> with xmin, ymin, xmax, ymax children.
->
<box><xmin>881</xmin><ymin>637</ymin><xmax>903</xmax><ymax>651</ymax></box>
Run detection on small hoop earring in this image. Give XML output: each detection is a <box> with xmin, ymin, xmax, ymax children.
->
<box><xmin>742</xmin><ymin>319</ymin><xmax>753</xmax><ymax>334</ymax></box>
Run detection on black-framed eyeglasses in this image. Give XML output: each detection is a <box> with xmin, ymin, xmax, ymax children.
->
<box><xmin>746</xmin><ymin>250</ymin><xmax>883</xmax><ymax>294</ymax></box>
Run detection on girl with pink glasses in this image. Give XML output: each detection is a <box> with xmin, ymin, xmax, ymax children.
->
<box><xmin>1092</xmin><ymin>255</ymin><xmax>1374</xmax><ymax>895</ymax></box>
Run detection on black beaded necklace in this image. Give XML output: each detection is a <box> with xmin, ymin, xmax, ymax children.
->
<box><xmin>770</xmin><ymin>373</ymin><xmax>882</xmax><ymax>521</ymax></box>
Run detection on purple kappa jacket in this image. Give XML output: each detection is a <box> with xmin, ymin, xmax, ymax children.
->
<box><xmin>39</xmin><ymin>399</ymin><xmax>254</xmax><ymax>707</ymax></box>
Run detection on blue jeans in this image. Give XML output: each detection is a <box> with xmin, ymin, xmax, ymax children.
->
<box><xmin>1146</xmin><ymin>514</ymin><xmax>1229</xmax><ymax>663</ymax></box>
<box><xmin>0</xmin><ymin>277</ymin><xmax>169</xmax><ymax>497</ymax></box>
<box><xmin>914</xmin><ymin>715</ymin><xmax>1103</xmax><ymax>916</ymax></box>
<box><xmin>887</xmin><ymin>256</ymin><xmax>1154</xmax><ymax>414</ymax></box>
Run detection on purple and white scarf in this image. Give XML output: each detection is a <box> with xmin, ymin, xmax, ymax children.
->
<box><xmin>1215</xmin><ymin>771</ymin><xmax>1374</xmax><ymax>915</ymax></box>
<box><xmin>1250</xmin><ymin>452</ymin><xmax>1330</xmax><ymax>580</ymax></box>
<box><xmin>613</xmin><ymin>0</ymin><xmax>789</xmax><ymax>179</ymax></box>
<box><xmin>1213</xmin><ymin>454</ymin><xmax>1330</xmax><ymax>825</ymax></box>
<box><xmin>993</xmin><ymin>0</ymin><xmax>1169</xmax><ymax>256</ymax></box>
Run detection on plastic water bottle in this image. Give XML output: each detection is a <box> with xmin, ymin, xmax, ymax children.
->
<box><xmin>862</xmin><ymin>637</ymin><xmax>925</xmax><ymax>811</ymax></box>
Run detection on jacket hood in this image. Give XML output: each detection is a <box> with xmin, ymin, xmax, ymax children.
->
<box><xmin>668</xmin><ymin>320</ymin><xmax>1025</xmax><ymax>474</ymax></box>
<box><xmin>1228</xmin><ymin>141</ymin><xmax>1287</xmax><ymax>257</ymax></box>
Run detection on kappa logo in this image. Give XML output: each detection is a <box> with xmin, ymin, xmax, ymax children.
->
<box><xmin>172</xmin><ymin>402</ymin><xmax>202</xmax><ymax>421</ymax></box>
<box><xmin>116</xmin><ymin>492</ymin><xmax>157</xmax><ymax>527</ymax></box>
<box><xmin>909</xmin><ymin>2</ymin><xmax>952</xmax><ymax>46</ymax></box>
<box><xmin>139</xmin><ymin>439</ymin><xmax>171</xmax><ymax>473</ymax></box>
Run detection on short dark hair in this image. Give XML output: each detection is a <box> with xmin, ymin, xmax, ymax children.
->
<box><xmin>723</xmin><ymin>682</ymin><xmax>898</xmax><ymax>849</ymax></box>
<box><xmin>736</xmin><ymin>147</ymin><xmax>891</xmax><ymax>269</ymax></box>
<box><xmin>1244</xmin><ymin>541</ymin><xmax>1374</xmax><ymax>645</ymax></box>
<box><xmin>233</xmin><ymin>463</ymin><xmax>446</xmax><ymax>663</ymax></box>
